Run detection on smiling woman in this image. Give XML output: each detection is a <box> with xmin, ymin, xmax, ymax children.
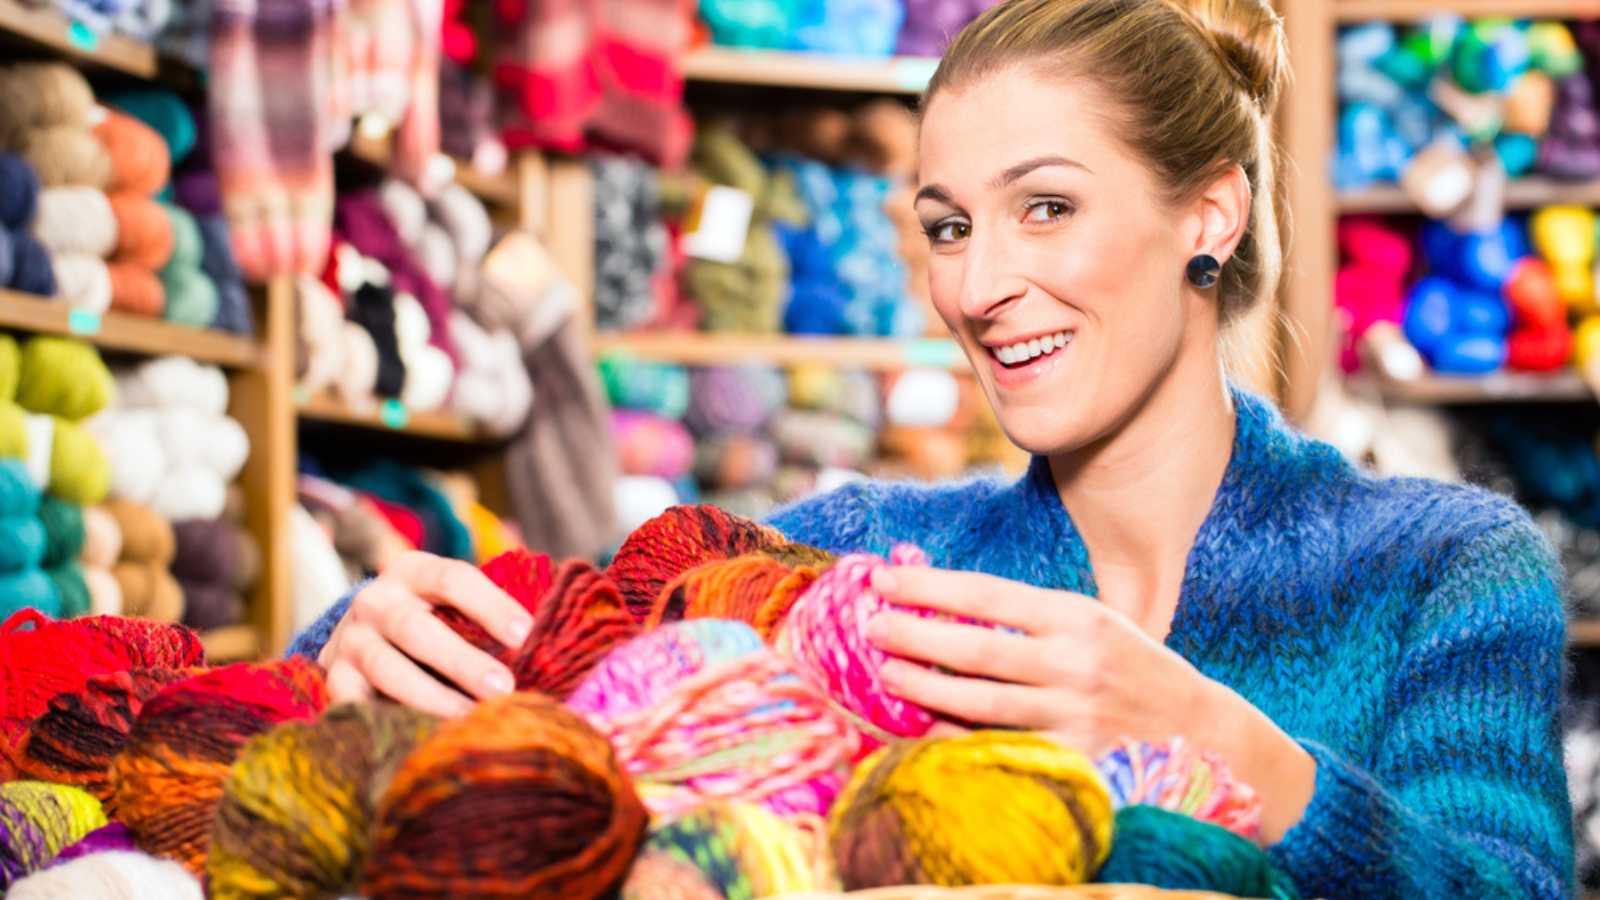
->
<box><xmin>286</xmin><ymin>2</ymin><xmax>1574</xmax><ymax>897</ymax></box>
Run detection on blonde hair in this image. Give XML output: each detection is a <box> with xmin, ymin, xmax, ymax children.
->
<box><xmin>925</xmin><ymin>0</ymin><xmax>1289</xmax><ymax>323</ymax></box>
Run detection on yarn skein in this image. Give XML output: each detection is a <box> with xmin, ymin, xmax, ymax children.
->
<box><xmin>606</xmin><ymin>505</ymin><xmax>790</xmax><ymax>621</ymax></box>
<box><xmin>647</xmin><ymin>553</ymin><xmax>825</xmax><ymax>640</ymax></box>
<box><xmin>15</xmin><ymin>337</ymin><xmax>114</xmax><ymax>422</ymax></box>
<box><xmin>1095</xmin><ymin>737</ymin><xmax>1265</xmax><ymax>840</ymax></box>
<box><xmin>622</xmin><ymin>802</ymin><xmax>838</xmax><ymax>900</ymax></box>
<box><xmin>0</xmin><ymin>781</ymin><xmax>107</xmax><ymax>887</ymax></box>
<box><xmin>365</xmin><ymin>692</ymin><xmax>647</xmax><ymax>899</ymax></box>
<box><xmin>1097</xmin><ymin>805</ymin><xmax>1301</xmax><ymax>898</ymax></box>
<box><xmin>829</xmin><ymin>731</ymin><xmax>1114</xmax><ymax>888</ymax></box>
<box><xmin>6</xmin><ymin>849</ymin><xmax>202</xmax><ymax>900</ymax></box>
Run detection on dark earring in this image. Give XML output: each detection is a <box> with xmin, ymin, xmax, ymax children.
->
<box><xmin>1186</xmin><ymin>254</ymin><xmax>1221</xmax><ymax>289</ymax></box>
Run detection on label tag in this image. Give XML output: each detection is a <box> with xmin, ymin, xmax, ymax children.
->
<box><xmin>67</xmin><ymin>20</ymin><xmax>99</xmax><ymax>52</ymax></box>
<box><xmin>682</xmin><ymin>185</ymin><xmax>754</xmax><ymax>264</ymax></box>
<box><xmin>67</xmin><ymin>309</ymin><xmax>102</xmax><ymax>335</ymax></box>
<box><xmin>380</xmin><ymin>398</ymin><xmax>410</xmax><ymax>430</ymax></box>
<box><xmin>892</xmin><ymin>58</ymin><xmax>938</xmax><ymax>91</ymax></box>
<box><xmin>903</xmin><ymin>339</ymin><xmax>963</xmax><ymax>369</ymax></box>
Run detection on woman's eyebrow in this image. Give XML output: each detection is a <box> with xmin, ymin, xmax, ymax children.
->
<box><xmin>913</xmin><ymin>184</ymin><xmax>955</xmax><ymax>206</ymax></box>
<box><xmin>989</xmin><ymin>155</ymin><xmax>1092</xmax><ymax>189</ymax></box>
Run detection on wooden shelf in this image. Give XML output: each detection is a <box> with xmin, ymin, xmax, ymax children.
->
<box><xmin>1339</xmin><ymin>178</ymin><xmax>1600</xmax><ymax>215</ymax></box>
<box><xmin>200</xmin><ymin>624</ymin><xmax>263</xmax><ymax>662</ymax></box>
<box><xmin>1358</xmin><ymin>369</ymin><xmax>1592</xmax><ymax>404</ymax></box>
<box><xmin>0</xmin><ymin>1</ymin><xmax>156</xmax><ymax>76</ymax></box>
<box><xmin>298</xmin><ymin>393</ymin><xmax>485</xmax><ymax>442</ymax></box>
<box><xmin>683</xmin><ymin>46</ymin><xmax>938</xmax><ymax>95</ymax></box>
<box><xmin>1335</xmin><ymin>0</ymin><xmax>1600</xmax><ymax>20</ymax></box>
<box><xmin>1571</xmin><ymin>620</ymin><xmax>1600</xmax><ymax>648</ymax></box>
<box><xmin>347</xmin><ymin>132</ymin><xmax>519</xmax><ymax>207</ymax></box>
<box><xmin>593</xmin><ymin>332</ymin><xmax>971</xmax><ymax>371</ymax></box>
<box><xmin>0</xmin><ymin>290</ymin><xmax>262</xmax><ymax>368</ymax></box>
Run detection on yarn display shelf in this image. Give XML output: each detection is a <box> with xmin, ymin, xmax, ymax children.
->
<box><xmin>1333</xmin><ymin>0</ymin><xmax>1600</xmax><ymax>19</ymax></box>
<box><xmin>683</xmin><ymin>46</ymin><xmax>939</xmax><ymax>95</ymax></box>
<box><xmin>592</xmin><ymin>332</ymin><xmax>971</xmax><ymax>372</ymax></box>
<box><xmin>1355</xmin><ymin>368</ymin><xmax>1592</xmax><ymax>404</ymax></box>
<box><xmin>0</xmin><ymin>289</ymin><xmax>262</xmax><ymax>369</ymax></box>
<box><xmin>0</xmin><ymin>1</ymin><xmax>198</xmax><ymax>88</ymax></box>
<box><xmin>297</xmin><ymin>393</ymin><xmax>486</xmax><ymax>442</ymax></box>
<box><xmin>199</xmin><ymin>624</ymin><xmax>263</xmax><ymax>662</ymax></box>
<box><xmin>347</xmin><ymin>131</ymin><xmax>519</xmax><ymax>208</ymax></box>
<box><xmin>1338</xmin><ymin>178</ymin><xmax>1600</xmax><ymax>215</ymax></box>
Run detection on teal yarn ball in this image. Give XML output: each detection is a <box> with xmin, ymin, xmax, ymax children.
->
<box><xmin>46</xmin><ymin>563</ymin><xmax>89</xmax><ymax>618</ymax></box>
<box><xmin>1098</xmin><ymin>806</ymin><xmax>1299</xmax><ymax>899</ymax></box>
<box><xmin>0</xmin><ymin>515</ymin><xmax>45</xmax><ymax>571</ymax></box>
<box><xmin>599</xmin><ymin>354</ymin><xmax>692</xmax><ymax>419</ymax></box>
<box><xmin>36</xmin><ymin>495</ymin><xmax>83</xmax><ymax>568</ymax></box>
<box><xmin>109</xmin><ymin>91</ymin><xmax>196</xmax><ymax>165</ymax></box>
<box><xmin>0</xmin><ymin>568</ymin><xmax>60</xmax><ymax>618</ymax></box>
<box><xmin>161</xmin><ymin>266</ymin><xmax>219</xmax><ymax>327</ymax></box>
<box><xmin>0</xmin><ymin>460</ymin><xmax>41</xmax><ymax>517</ymax></box>
<box><xmin>161</xmin><ymin>203</ymin><xmax>204</xmax><ymax>270</ymax></box>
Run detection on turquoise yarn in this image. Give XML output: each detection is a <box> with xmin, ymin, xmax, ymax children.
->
<box><xmin>0</xmin><ymin>460</ymin><xmax>41</xmax><ymax>517</ymax></box>
<box><xmin>598</xmin><ymin>354</ymin><xmax>691</xmax><ymax>419</ymax></box>
<box><xmin>1098</xmin><ymin>806</ymin><xmax>1300</xmax><ymax>899</ymax></box>
<box><xmin>161</xmin><ymin>203</ymin><xmax>204</xmax><ymax>270</ymax></box>
<box><xmin>0</xmin><ymin>568</ymin><xmax>60</xmax><ymax>619</ymax></box>
<box><xmin>0</xmin><ymin>516</ymin><xmax>45</xmax><ymax>572</ymax></box>
<box><xmin>109</xmin><ymin>91</ymin><xmax>196</xmax><ymax>165</ymax></box>
<box><xmin>35</xmin><ymin>495</ymin><xmax>83</xmax><ymax>569</ymax></box>
<box><xmin>161</xmin><ymin>266</ymin><xmax>220</xmax><ymax>327</ymax></box>
<box><xmin>46</xmin><ymin>563</ymin><xmax>88</xmax><ymax>618</ymax></box>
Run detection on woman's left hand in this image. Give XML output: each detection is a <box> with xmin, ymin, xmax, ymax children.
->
<box><xmin>866</xmin><ymin>564</ymin><xmax>1317</xmax><ymax>843</ymax></box>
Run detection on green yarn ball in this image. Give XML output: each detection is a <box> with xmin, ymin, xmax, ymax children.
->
<box><xmin>161</xmin><ymin>203</ymin><xmax>204</xmax><ymax>270</ymax></box>
<box><xmin>161</xmin><ymin>266</ymin><xmax>220</xmax><ymax>327</ymax></box>
<box><xmin>46</xmin><ymin>562</ymin><xmax>89</xmax><ymax>618</ymax></box>
<box><xmin>0</xmin><ymin>567</ymin><xmax>60</xmax><ymax>619</ymax></box>
<box><xmin>0</xmin><ymin>334</ymin><xmax>18</xmax><ymax>404</ymax></box>
<box><xmin>0</xmin><ymin>459</ymin><xmax>41</xmax><ymax>517</ymax></box>
<box><xmin>0</xmin><ymin>515</ymin><xmax>46</xmax><ymax>572</ymax></box>
<box><xmin>47</xmin><ymin>420</ymin><xmax>109</xmax><ymax>506</ymax></box>
<box><xmin>0</xmin><ymin>403</ymin><xmax>26</xmax><ymax>459</ymax></box>
<box><xmin>36</xmin><ymin>494</ymin><xmax>84</xmax><ymax>568</ymax></box>
<box><xmin>1098</xmin><ymin>806</ymin><xmax>1300</xmax><ymax>899</ymax></box>
<box><xmin>15</xmin><ymin>337</ymin><xmax>114</xmax><ymax>422</ymax></box>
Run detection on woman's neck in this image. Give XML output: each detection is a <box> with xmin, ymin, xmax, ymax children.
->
<box><xmin>1047</xmin><ymin>358</ymin><xmax>1236</xmax><ymax>632</ymax></box>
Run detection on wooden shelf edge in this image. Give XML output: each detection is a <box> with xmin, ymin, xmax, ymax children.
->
<box><xmin>0</xmin><ymin>1</ymin><xmax>155</xmax><ymax>77</ymax></box>
<box><xmin>0</xmin><ymin>290</ymin><xmax>263</xmax><ymax>368</ymax></box>
<box><xmin>347</xmin><ymin>132</ymin><xmax>519</xmax><ymax>207</ymax></box>
<box><xmin>1352</xmin><ymin>370</ymin><xmax>1592</xmax><ymax>405</ymax></box>
<box><xmin>297</xmin><ymin>393</ymin><xmax>486</xmax><ymax>443</ymax></box>
<box><xmin>200</xmin><ymin>624</ymin><xmax>263</xmax><ymax>662</ymax></box>
<box><xmin>1335</xmin><ymin>0</ymin><xmax>1600</xmax><ymax>21</ymax></box>
<box><xmin>683</xmin><ymin>46</ymin><xmax>938</xmax><ymax>95</ymax></box>
<box><xmin>1571</xmin><ymin>620</ymin><xmax>1600</xmax><ymax>648</ymax></box>
<box><xmin>1339</xmin><ymin>178</ymin><xmax>1600</xmax><ymax>215</ymax></box>
<box><xmin>593</xmin><ymin>332</ymin><xmax>971</xmax><ymax>372</ymax></box>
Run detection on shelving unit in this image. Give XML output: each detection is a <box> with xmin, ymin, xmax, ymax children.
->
<box><xmin>1334</xmin><ymin>0</ymin><xmax>1600</xmax><ymax>21</ymax></box>
<box><xmin>0</xmin><ymin>291</ymin><xmax>263</xmax><ymax>369</ymax></box>
<box><xmin>593</xmin><ymin>332</ymin><xmax>970</xmax><ymax>371</ymax></box>
<box><xmin>1359</xmin><ymin>370</ymin><xmax>1593</xmax><ymax>404</ymax></box>
<box><xmin>0</xmin><ymin>1</ymin><xmax>161</xmax><ymax>77</ymax></box>
<box><xmin>298</xmin><ymin>393</ymin><xmax>486</xmax><ymax>443</ymax></box>
<box><xmin>1339</xmin><ymin>178</ymin><xmax>1600</xmax><ymax>214</ymax></box>
<box><xmin>346</xmin><ymin>131</ymin><xmax>521</xmax><ymax>208</ymax></box>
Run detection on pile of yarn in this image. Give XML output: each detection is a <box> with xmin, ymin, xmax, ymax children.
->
<box><xmin>0</xmin><ymin>151</ymin><xmax>52</xmax><ymax>296</ymax></box>
<box><xmin>93</xmin><ymin>106</ymin><xmax>172</xmax><ymax>318</ymax></box>
<box><xmin>0</xmin><ymin>780</ymin><xmax>107</xmax><ymax>888</ymax></box>
<box><xmin>1095</xmin><ymin>737</ymin><xmax>1265</xmax><ymax>839</ymax></box>
<box><xmin>622</xmin><ymin>800</ymin><xmax>837</xmax><ymax>898</ymax></box>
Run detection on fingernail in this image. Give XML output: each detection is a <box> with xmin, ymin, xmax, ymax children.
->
<box><xmin>871</xmin><ymin>569</ymin><xmax>898</xmax><ymax>595</ymax></box>
<box><xmin>484</xmin><ymin>670</ymin><xmax>515</xmax><ymax>697</ymax></box>
<box><xmin>505</xmin><ymin>617</ymin><xmax>533</xmax><ymax>647</ymax></box>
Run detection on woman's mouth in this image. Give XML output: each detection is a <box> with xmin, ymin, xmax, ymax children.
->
<box><xmin>987</xmin><ymin>330</ymin><xmax>1073</xmax><ymax>368</ymax></box>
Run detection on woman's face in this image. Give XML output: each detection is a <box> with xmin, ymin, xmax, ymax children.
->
<box><xmin>916</xmin><ymin>65</ymin><xmax>1215</xmax><ymax>456</ymax></box>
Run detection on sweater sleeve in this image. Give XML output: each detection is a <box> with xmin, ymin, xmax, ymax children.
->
<box><xmin>284</xmin><ymin>579</ymin><xmax>369</xmax><ymax>661</ymax></box>
<box><xmin>1267</xmin><ymin>519</ymin><xmax>1574</xmax><ymax>898</ymax></box>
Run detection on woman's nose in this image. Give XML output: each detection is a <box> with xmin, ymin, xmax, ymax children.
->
<box><xmin>958</xmin><ymin>232</ymin><xmax>1028</xmax><ymax>320</ymax></box>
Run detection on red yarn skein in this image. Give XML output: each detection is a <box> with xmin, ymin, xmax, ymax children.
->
<box><xmin>606</xmin><ymin>505</ymin><xmax>790</xmax><ymax>621</ymax></box>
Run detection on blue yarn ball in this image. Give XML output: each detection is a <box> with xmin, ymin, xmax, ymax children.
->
<box><xmin>8</xmin><ymin>231</ymin><xmax>56</xmax><ymax>296</ymax></box>
<box><xmin>0</xmin><ymin>568</ymin><xmax>60</xmax><ymax>619</ymax></box>
<box><xmin>0</xmin><ymin>224</ymin><xmax>14</xmax><ymax>289</ymax></box>
<box><xmin>0</xmin><ymin>154</ymin><xmax>40</xmax><ymax>230</ymax></box>
<box><xmin>0</xmin><ymin>516</ymin><xmax>46</xmax><ymax>572</ymax></box>
<box><xmin>0</xmin><ymin>460</ymin><xmax>41</xmax><ymax>517</ymax></box>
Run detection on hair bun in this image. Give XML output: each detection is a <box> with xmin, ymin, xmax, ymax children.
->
<box><xmin>1171</xmin><ymin>0</ymin><xmax>1287</xmax><ymax>112</ymax></box>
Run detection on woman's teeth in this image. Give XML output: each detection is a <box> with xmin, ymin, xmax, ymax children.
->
<box><xmin>993</xmin><ymin>331</ymin><xmax>1071</xmax><ymax>365</ymax></box>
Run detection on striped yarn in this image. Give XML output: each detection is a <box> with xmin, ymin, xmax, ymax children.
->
<box><xmin>573</xmin><ymin>620</ymin><xmax>860</xmax><ymax>818</ymax></box>
<box><xmin>6</xmin><ymin>849</ymin><xmax>202</xmax><ymax>900</ymax></box>
<box><xmin>207</xmin><ymin>702</ymin><xmax>439</xmax><ymax>899</ymax></box>
<box><xmin>366</xmin><ymin>692</ymin><xmax>646</xmax><ymax>900</ymax></box>
<box><xmin>108</xmin><ymin>658</ymin><xmax>328</xmax><ymax>876</ymax></box>
<box><xmin>829</xmin><ymin>731</ymin><xmax>1114</xmax><ymax>889</ymax></box>
<box><xmin>14</xmin><ymin>667</ymin><xmax>200</xmax><ymax>800</ymax></box>
<box><xmin>1097</xmin><ymin>805</ymin><xmax>1300</xmax><ymax>898</ymax></box>
<box><xmin>607</xmin><ymin>505</ymin><xmax>789</xmax><ymax>620</ymax></box>
<box><xmin>622</xmin><ymin>802</ymin><xmax>837</xmax><ymax>900</ymax></box>
<box><xmin>0</xmin><ymin>782</ymin><xmax>106</xmax><ymax>886</ymax></box>
<box><xmin>1095</xmin><ymin>737</ymin><xmax>1264</xmax><ymax>839</ymax></box>
<box><xmin>646</xmin><ymin>554</ymin><xmax>825</xmax><ymax>639</ymax></box>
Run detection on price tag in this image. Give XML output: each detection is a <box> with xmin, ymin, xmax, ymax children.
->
<box><xmin>682</xmin><ymin>185</ymin><xmax>754</xmax><ymax>264</ymax></box>
<box><xmin>67</xmin><ymin>309</ymin><xmax>102</xmax><ymax>336</ymax></box>
<box><xmin>67</xmin><ymin>20</ymin><xmax>100</xmax><ymax>52</ymax></box>
<box><xmin>380</xmin><ymin>398</ymin><xmax>410</xmax><ymax>430</ymax></box>
<box><xmin>903</xmin><ymin>339</ymin><xmax>963</xmax><ymax>369</ymax></box>
<box><xmin>892</xmin><ymin>58</ymin><xmax>938</xmax><ymax>92</ymax></box>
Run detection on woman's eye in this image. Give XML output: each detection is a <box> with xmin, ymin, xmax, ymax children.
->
<box><xmin>926</xmin><ymin>220</ymin><xmax>971</xmax><ymax>243</ymax></box>
<box><xmin>1024</xmin><ymin>200</ymin><xmax>1071</xmax><ymax>223</ymax></box>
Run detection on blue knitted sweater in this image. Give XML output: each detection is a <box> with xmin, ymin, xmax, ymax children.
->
<box><xmin>288</xmin><ymin>389</ymin><xmax>1574</xmax><ymax>897</ymax></box>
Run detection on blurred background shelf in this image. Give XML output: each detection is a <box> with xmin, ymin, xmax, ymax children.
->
<box><xmin>0</xmin><ymin>0</ymin><xmax>156</xmax><ymax>76</ymax></box>
<box><xmin>347</xmin><ymin>131</ymin><xmax>520</xmax><ymax>207</ymax></box>
<box><xmin>1573</xmin><ymin>621</ymin><xmax>1600</xmax><ymax>648</ymax></box>
<box><xmin>593</xmin><ymin>332</ymin><xmax>970</xmax><ymax>371</ymax></box>
<box><xmin>682</xmin><ymin>46</ymin><xmax>938</xmax><ymax>94</ymax></box>
<box><xmin>1357</xmin><ymin>370</ymin><xmax>1593</xmax><ymax>404</ymax></box>
<box><xmin>297</xmin><ymin>393</ymin><xmax>485</xmax><ymax>442</ymax></box>
<box><xmin>199</xmin><ymin>624</ymin><xmax>263</xmax><ymax>662</ymax></box>
<box><xmin>1338</xmin><ymin>178</ymin><xmax>1600</xmax><ymax>214</ymax></box>
<box><xmin>0</xmin><ymin>291</ymin><xmax>262</xmax><ymax>369</ymax></box>
<box><xmin>1335</xmin><ymin>0</ymin><xmax>1600</xmax><ymax>21</ymax></box>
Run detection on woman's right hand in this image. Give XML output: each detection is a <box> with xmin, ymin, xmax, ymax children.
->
<box><xmin>318</xmin><ymin>551</ymin><xmax>534</xmax><ymax>717</ymax></box>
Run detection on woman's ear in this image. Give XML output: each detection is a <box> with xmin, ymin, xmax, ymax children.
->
<box><xmin>1194</xmin><ymin>163</ymin><xmax>1252</xmax><ymax>266</ymax></box>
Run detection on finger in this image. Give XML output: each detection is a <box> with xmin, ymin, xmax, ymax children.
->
<box><xmin>869</xmin><ymin>611</ymin><xmax>1053</xmax><ymax>685</ymax></box>
<box><xmin>926</xmin><ymin>720</ymin><xmax>971</xmax><ymax>738</ymax></box>
<box><xmin>325</xmin><ymin>659</ymin><xmax>375</xmax><ymax>705</ymax></box>
<box><xmin>375</xmin><ymin>585</ymin><xmax>517</xmax><ymax>700</ymax></box>
<box><xmin>347</xmin><ymin>626</ymin><xmax>475</xmax><ymax>718</ymax></box>
<box><xmin>871</xmin><ymin>566</ymin><xmax>1086</xmax><ymax>635</ymax></box>
<box><xmin>881</xmin><ymin>658</ymin><xmax>1051</xmax><ymax>729</ymax></box>
<box><xmin>387</xmin><ymin>552</ymin><xmax>532</xmax><ymax>649</ymax></box>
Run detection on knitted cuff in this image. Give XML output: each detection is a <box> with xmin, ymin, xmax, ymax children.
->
<box><xmin>283</xmin><ymin>579</ymin><xmax>365</xmax><ymax>661</ymax></box>
<box><xmin>1266</xmin><ymin>739</ymin><xmax>1393</xmax><ymax>894</ymax></box>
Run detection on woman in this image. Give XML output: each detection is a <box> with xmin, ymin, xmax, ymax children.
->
<box><xmin>289</xmin><ymin>0</ymin><xmax>1573</xmax><ymax>894</ymax></box>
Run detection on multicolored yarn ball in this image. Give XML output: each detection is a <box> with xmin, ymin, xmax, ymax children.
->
<box><xmin>14</xmin><ymin>667</ymin><xmax>198</xmax><ymax>800</ymax></box>
<box><xmin>685</xmin><ymin>366</ymin><xmax>787</xmax><ymax>436</ymax></box>
<box><xmin>6</xmin><ymin>849</ymin><xmax>201</xmax><ymax>900</ymax></box>
<box><xmin>829</xmin><ymin>731</ymin><xmax>1114</xmax><ymax>889</ymax></box>
<box><xmin>646</xmin><ymin>553</ymin><xmax>825</xmax><ymax>639</ymax></box>
<box><xmin>15</xmin><ymin>337</ymin><xmax>114</xmax><ymax>422</ymax></box>
<box><xmin>207</xmin><ymin>702</ymin><xmax>439</xmax><ymax>899</ymax></box>
<box><xmin>1095</xmin><ymin>737</ymin><xmax>1264</xmax><ymax>840</ymax></box>
<box><xmin>622</xmin><ymin>802</ymin><xmax>838</xmax><ymax>900</ymax></box>
<box><xmin>51</xmin><ymin>821</ymin><xmax>136</xmax><ymax>864</ymax></box>
<box><xmin>1096</xmin><ymin>805</ymin><xmax>1300</xmax><ymax>898</ymax></box>
<box><xmin>0</xmin><ymin>781</ymin><xmax>107</xmax><ymax>887</ymax></box>
<box><xmin>606</xmin><ymin>505</ymin><xmax>790</xmax><ymax>621</ymax></box>
<box><xmin>570</xmin><ymin>619</ymin><xmax>860</xmax><ymax>817</ymax></box>
<box><xmin>365</xmin><ymin>691</ymin><xmax>647</xmax><ymax>900</ymax></box>
<box><xmin>109</xmin><ymin>658</ymin><xmax>329</xmax><ymax>875</ymax></box>
<box><xmin>0</xmin><ymin>610</ymin><xmax>203</xmax><ymax>743</ymax></box>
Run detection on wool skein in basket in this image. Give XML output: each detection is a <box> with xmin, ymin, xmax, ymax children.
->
<box><xmin>364</xmin><ymin>692</ymin><xmax>647</xmax><ymax>899</ymax></box>
<box><xmin>829</xmin><ymin>731</ymin><xmax>1114</xmax><ymax>889</ymax></box>
<box><xmin>108</xmin><ymin>658</ymin><xmax>329</xmax><ymax>876</ymax></box>
<box><xmin>605</xmin><ymin>504</ymin><xmax>791</xmax><ymax>621</ymax></box>
<box><xmin>207</xmin><ymin>702</ymin><xmax>440</xmax><ymax>899</ymax></box>
<box><xmin>0</xmin><ymin>781</ymin><xmax>107</xmax><ymax>888</ymax></box>
<box><xmin>1097</xmin><ymin>805</ymin><xmax>1300</xmax><ymax>898</ymax></box>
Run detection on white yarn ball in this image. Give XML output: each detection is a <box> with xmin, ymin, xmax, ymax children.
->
<box><xmin>289</xmin><ymin>503</ymin><xmax>353</xmax><ymax>634</ymax></box>
<box><xmin>87</xmin><ymin>410</ymin><xmax>165</xmax><ymax>504</ymax></box>
<box><xmin>50</xmin><ymin>252</ymin><xmax>112</xmax><ymax>312</ymax></box>
<box><xmin>451</xmin><ymin>369</ymin><xmax>500</xmax><ymax>425</ymax></box>
<box><xmin>84</xmin><ymin>565</ymin><xmax>124</xmax><ymax>616</ymax></box>
<box><xmin>335</xmin><ymin>321</ymin><xmax>379</xmax><ymax>407</ymax></box>
<box><xmin>379</xmin><ymin>178</ymin><xmax>428</xmax><ymax>247</ymax></box>
<box><xmin>416</xmin><ymin>222</ymin><xmax>458</xmax><ymax>294</ymax></box>
<box><xmin>399</xmin><ymin>344</ymin><xmax>454</xmax><ymax>412</ymax></box>
<box><xmin>31</xmin><ymin>186</ymin><xmax>117</xmax><ymax>257</ymax></box>
<box><xmin>614</xmin><ymin>475</ymin><xmax>679</xmax><ymax>542</ymax></box>
<box><xmin>154</xmin><ymin>410</ymin><xmax>248</xmax><ymax>480</ymax></box>
<box><xmin>21</xmin><ymin>413</ymin><xmax>54</xmax><ymax>490</ymax></box>
<box><xmin>151</xmin><ymin>469</ymin><xmax>226</xmax><ymax>521</ymax></box>
<box><xmin>886</xmin><ymin>368</ymin><xmax>961</xmax><ymax>429</ymax></box>
<box><xmin>8</xmin><ymin>851</ymin><xmax>203</xmax><ymax>900</ymax></box>
<box><xmin>448</xmin><ymin>309</ymin><xmax>493</xmax><ymax>360</ymax></box>
<box><xmin>203</xmin><ymin>415</ymin><xmax>250</xmax><ymax>481</ymax></box>
<box><xmin>430</xmin><ymin>183</ymin><xmax>491</xmax><ymax>267</ymax></box>
<box><xmin>128</xmin><ymin>356</ymin><xmax>228</xmax><ymax>414</ymax></box>
<box><xmin>392</xmin><ymin>292</ymin><xmax>431</xmax><ymax>353</ymax></box>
